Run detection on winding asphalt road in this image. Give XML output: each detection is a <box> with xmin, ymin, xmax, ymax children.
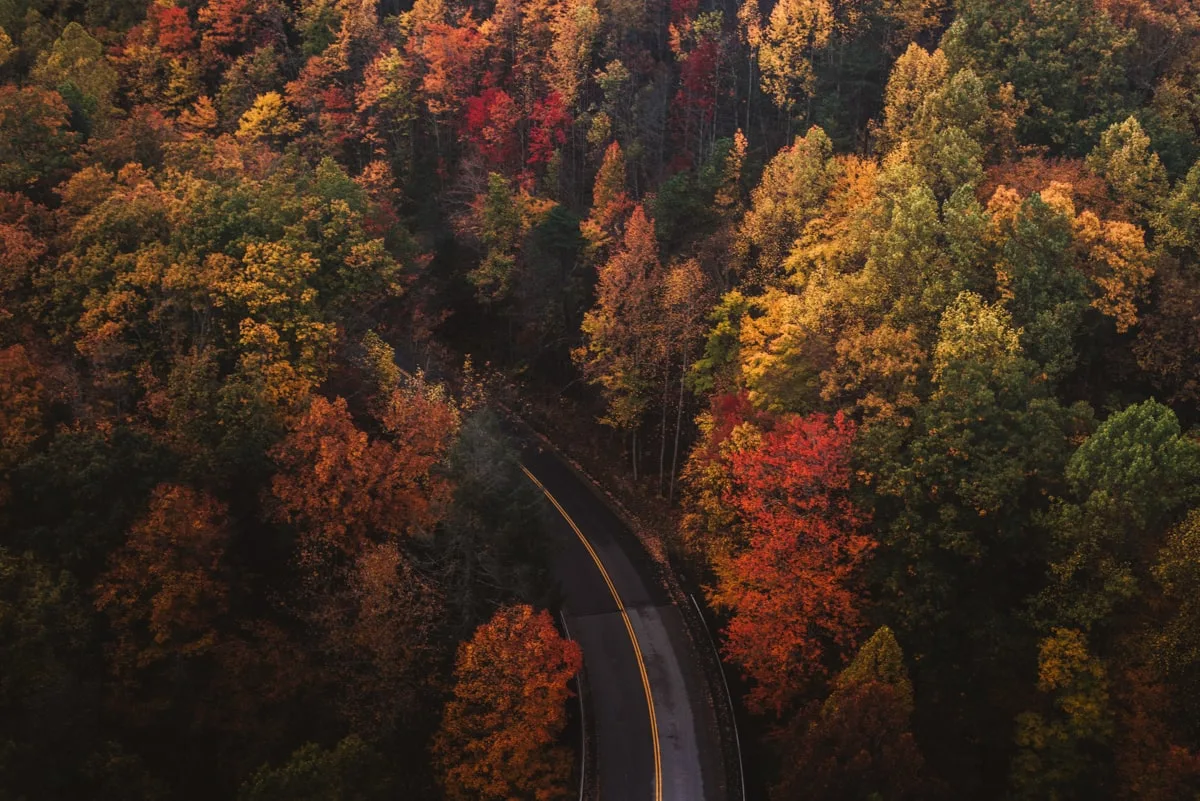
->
<box><xmin>519</xmin><ymin>441</ymin><xmax>726</xmax><ymax>801</ymax></box>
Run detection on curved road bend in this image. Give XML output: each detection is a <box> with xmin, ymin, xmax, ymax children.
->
<box><xmin>519</xmin><ymin>442</ymin><xmax>726</xmax><ymax>801</ymax></box>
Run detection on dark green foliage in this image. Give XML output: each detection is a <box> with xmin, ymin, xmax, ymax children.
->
<box><xmin>237</xmin><ymin>737</ymin><xmax>391</xmax><ymax>801</ymax></box>
<box><xmin>942</xmin><ymin>0</ymin><xmax>1135</xmax><ymax>153</ymax></box>
<box><xmin>651</xmin><ymin>137</ymin><xmax>737</xmax><ymax>253</ymax></box>
<box><xmin>0</xmin><ymin>548</ymin><xmax>97</xmax><ymax>800</ymax></box>
<box><xmin>7</xmin><ymin>426</ymin><xmax>173</xmax><ymax>576</ymax></box>
<box><xmin>435</xmin><ymin>410</ymin><xmax>551</xmax><ymax>633</ymax></box>
<box><xmin>1037</xmin><ymin>401</ymin><xmax>1200</xmax><ymax>632</ymax></box>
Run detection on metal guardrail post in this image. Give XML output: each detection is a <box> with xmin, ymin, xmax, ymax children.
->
<box><xmin>690</xmin><ymin>593</ymin><xmax>745</xmax><ymax>801</ymax></box>
<box><xmin>559</xmin><ymin>610</ymin><xmax>588</xmax><ymax>801</ymax></box>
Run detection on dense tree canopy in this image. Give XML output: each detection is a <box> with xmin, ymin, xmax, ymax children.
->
<box><xmin>3</xmin><ymin>0</ymin><xmax>1200</xmax><ymax>797</ymax></box>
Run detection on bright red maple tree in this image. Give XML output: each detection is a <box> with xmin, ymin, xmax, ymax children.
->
<box><xmin>149</xmin><ymin>4</ymin><xmax>196</xmax><ymax>55</ymax></box>
<box><xmin>463</xmin><ymin>87</ymin><xmax>522</xmax><ymax>168</ymax></box>
<box><xmin>527</xmin><ymin>91</ymin><xmax>571</xmax><ymax>167</ymax></box>
<box><xmin>711</xmin><ymin>411</ymin><xmax>874</xmax><ymax>715</ymax></box>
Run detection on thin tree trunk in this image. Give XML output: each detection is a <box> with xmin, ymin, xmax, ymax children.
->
<box><xmin>746</xmin><ymin>51</ymin><xmax>753</xmax><ymax>135</ymax></box>
<box><xmin>631</xmin><ymin>428</ymin><xmax>638</xmax><ymax>481</ymax></box>
<box><xmin>669</xmin><ymin>341</ymin><xmax>688</xmax><ymax>503</ymax></box>
<box><xmin>659</xmin><ymin>363</ymin><xmax>670</xmax><ymax>496</ymax></box>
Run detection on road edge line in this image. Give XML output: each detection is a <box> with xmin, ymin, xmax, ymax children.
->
<box><xmin>523</xmin><ymin>465</ymin><xmax>662</xmax><ymax>801</ymax></box>
<box><xmin>690</xmin><ymin>594</ymin><xmax>745</xmax><ymax>801</ymax></box>
<box><xmin>559</xmin><ymin>611</ymin><xmax>588</xmax><ymax>801</ymax></box>
<box><xmin>504</xmin><ymin>404</ymin><xmax>740</xmax><ymax>800</ymax></box>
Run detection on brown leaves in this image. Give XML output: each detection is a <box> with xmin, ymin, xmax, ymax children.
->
<box><xmin>0</xmin><ymin>344</ymin><xmax>43</xmax><ymax>478</ymax></box>
<box><xmin>1134</xmin><ymin>258</ymin><xmax>1200</xmax><ymax>402</ymax></box>
<box><xmin>310</xmin><ymin>542</ymin><xmax>445</xmax><ymax>733</ymax></box>
<box><xmin>94</xmin><ymin>483</ymin><xmax>231</xmax><ymax>672</ymax></box>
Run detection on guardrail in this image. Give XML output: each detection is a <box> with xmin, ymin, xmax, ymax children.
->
<box><xmin>559</xmin><ymin>610</ymin><xmax>589</xmax><ymax>801</ymax></box>
<box><xmin>690</xmin><ymin>594</ymin><xmax>745</xmax><ymax>801</ymax></box>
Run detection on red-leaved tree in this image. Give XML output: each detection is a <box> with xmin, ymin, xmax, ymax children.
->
<box><xmin>711</xmin><ymin>411</ymin><xmax>874</xmax><ymax>714</ymax></box>
<box><xmin>463</xmin><ymin>87</ymin><xmax>522</xmax><ymax>168</ymax></box>
<box><xmin>150</xmin><ymin>4</ymin><xmax>196</xmax><ymax>55</ymax></box>
<box><xmin>527</xmin><ymin>91</ymin><xmax>571</xmax><ymax>167</ymax></box>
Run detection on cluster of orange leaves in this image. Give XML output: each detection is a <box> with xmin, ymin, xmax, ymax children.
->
<box><xmin>269</xmin><ymin>383</ymin><xmax>459</xmax><ymax>562</ymax></box>
<box><xmin>435</xmin><ymin>604</ymin><xmax>583</xmax><ymax>801</ymax></box>
<box><xmin>711</xmin><ymin>411</ymin><xmax>874</xmax><ymax>715</ymax></box>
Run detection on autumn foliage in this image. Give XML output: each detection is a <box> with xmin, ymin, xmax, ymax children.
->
<box><xmin>94</xmin><ymin>484</ymin><xmax>231</xmax><ymax>672</ymax></box>
<box><xmin>5</xmin><ymin>0</ymin><xmax>1200</xmax><ymax>797</ymax></box>
<box><xmin>710</xmin><ymin>411</ymin><xmax>873</xmax><ymax>714</ymax></box>
<box><xmin>773</xmin><ymin>627</ymin><xmax>931</xmax><ymax>801</ymax></box>
<box><xmin>269</xmin><ymin>387</ymin><xmax>457</xmax><ymax>559</ymax></box>
<box><xmin>434</xmin><ymin>605</ymin><xmax>583</xmax><ymax>801</ymax></box>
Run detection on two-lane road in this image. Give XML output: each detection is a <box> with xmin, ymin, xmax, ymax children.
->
<box><xmin>520</xmin><ymin>442</ymin><xmax>726</xmax><ymax>801</ymax></box>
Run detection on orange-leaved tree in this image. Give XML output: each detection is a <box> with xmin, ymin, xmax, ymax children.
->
<box><xmin>94</xmin><ymin>483</ymin><xmax>231</xmax><ymax>673</ymax></box>
<box><xmin>574</xmin><ymin>203</ymin><xmax>664</xmax><ymax>476</ymax></box>
<box><xmin>711</xmin><ymin>411</ymin><xmax>874</xmax><ymax>715</ymax></box>
<box><xmin>0</xmin><ymin>344</ymin><xmax>43</xmax><ymax>479</ymax></box>
<box><xmin>580</xmin><ymin>140</ymin><xmax>633</xmax><ymax>258</ymax></box>
<box><xmin>269</xmin><ymin>387</ymin><xmax>457</xmax><ymax>561</ymax></box>
<box><xmin>434</xmin><ymin>604</ymin><xmax>583</xmax><ymax>801</ymax></box>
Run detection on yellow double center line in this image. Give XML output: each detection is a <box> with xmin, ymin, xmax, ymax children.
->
<box><xmin>521</xmin><ymin>465</ymin><xmax>663</xmax><ymax>801</ymax></box>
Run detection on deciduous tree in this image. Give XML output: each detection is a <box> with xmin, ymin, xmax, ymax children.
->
<box><xmin>269</xmin><ymin>389</ymin><xmax>457</xmax><ymax>560</ymax></box>
<box><xmin>434</xmin><ymin>605</ymin><xmax>582</xmax><ymax>801</ymax></box>
<box><xmin>580</xmin><ymin>140</ymin><xmax>632</xmax><ymax>257</ymax></box>
<box><xmin>309</xmin><ymin>542</ymin><xmax>444</xmax><ymax>733</ymax></box>
<box><xmin>235</xmin><ymin>91</ymin><xmax>300</xmax><ymax>144</ymax></box>
<box><xmin>711</xmin><ymin>411</ymin><xmax>872</xmax><ymax>714</ymax></box>
<box><xmin>1152</xmin><ymin>510</ymin><xmax>1200</xmax><ymax>699</ymax></box>
<box><xmin>93</xmin><ymin>483</ymin><xmax>231</xmax><ymax>673</ymax></box>
<box><xmin>0</xmin><ymin>345</ymin><xmax>42</xmax><ymax>481</ymax></box>
<box><xmin>773</xmin><ymin>626</ymin><xmax>931</xmax><ymax>801</ymax></box>
<box><xmin>757</xmin><ymin>0</ymin><xmax>835</xmax><ymax>116</ymax></box>
<box><xmin>736</xmin><ymin>126</ymin><xmax>837</xmax><ymax>282</ymax></box>
<box><xmin>32</xmin><ymin>22</ymin><xmax>118</xmax><ymax>132</ymax></box>
<box><xmin>0</xmin><ymin>86</ymin><xmax>75</xmax><ymax>194</ymax></box>
<box><xmin>238</xmin><ymin>736</ymin><xmax>391</xmax><ymax>801</ymax></box>
<box><xmin>575</xmin><ymin>204</ymin><xmax>663</xmax><ymax>471</ymax></box>
<box><xmin>942</xmin><ymin>0</ymin><xmax>1134</xmax><ymax>153</ymax></box>
<box><xmin>1087</xmin><ymin>116</ymin><xmax>1168</xmax><ymax>223</ymax></box>
<box><xmin>548</xmin><ymin>0</ymin><xmax>599</xmax><ymax>106</ymax></box>
<box><xmin>1010</xmin><ymin>628</ymin><xmax>1114</xmax><ymax>800</ymax></box>
<box><xmin>1038</xmin><ymin>399</ymin><xmax>1200</xmax><ymax>632</ymax></box>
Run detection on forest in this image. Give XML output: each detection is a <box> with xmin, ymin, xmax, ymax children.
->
<box><xmin>2</xmin><ymin>0</ymin><xmax>1200</xmax><ymax>798</ymax></box>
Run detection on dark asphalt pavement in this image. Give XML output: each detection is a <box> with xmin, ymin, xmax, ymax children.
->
<box><xmin>520</xmin><ymin>441</ymin><xmax>725</xmax><ymax>801</ymax></box>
